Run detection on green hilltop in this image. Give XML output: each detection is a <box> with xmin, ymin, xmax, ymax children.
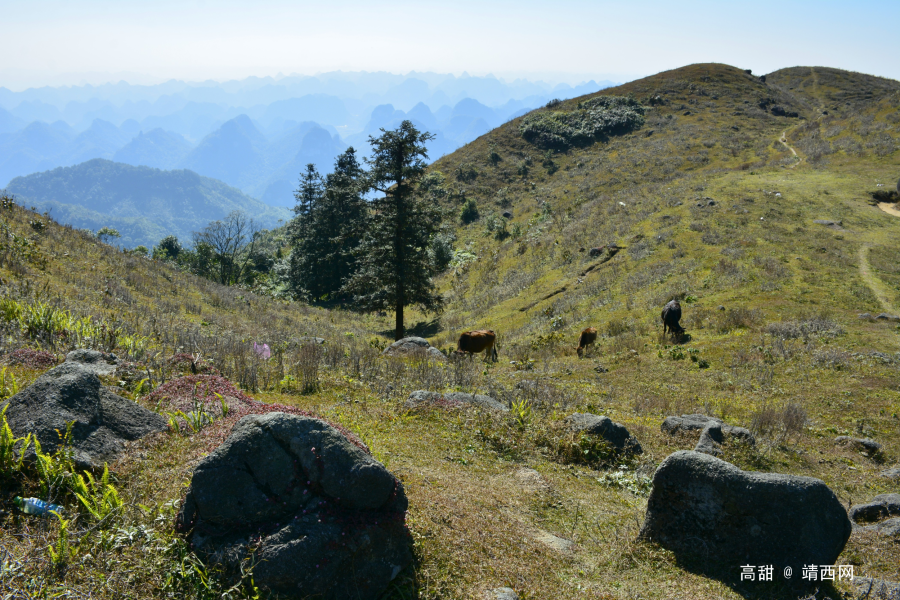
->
<box><xmin>4</xmin><ymin>158</ymin><xmax>291</xmax><ymax>248</ymax></box>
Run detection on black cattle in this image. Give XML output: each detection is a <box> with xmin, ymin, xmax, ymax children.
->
<box><xmin>661</xmin><ymin>300</ymin><xmax>684</xmax><ymax>338</ymax></box>
<box><xmin>576</xmin><ymin>327</ymin><xmax>598</xmax><ymax>358</ymax></box>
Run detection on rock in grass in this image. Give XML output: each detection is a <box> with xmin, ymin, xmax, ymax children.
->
<box><xmin>661</xmin><ymin>413</ymin><xmax>722</xmax><ymax>433</ymax></box>
<box><xmin>661</xmin><ymin>414</ymin><xmax>755</xmax><ymax>444</ymax></box>
<box><xmin>178</xmin><ymin>412</ymin><xmax>411</xmax><ymax>600</ymax></box>
<box><xmin>65</xmin><ymin>348</ymin><xmax>118</xmax><ymax>375</ymax></box>
<box><xmin>1</xmin><ymin>362</ymin><xmax>167</xmax><ymax>468</ymax></box>
<box><xmin>484</xmin><ymin>588</ymin><xmax>519</xmax><ymax>600</ymax></box>
<box><xmin>639</xmin><ymin>451</ymin><xmax>851</xmax><ymax>583</ymax></box>
<box><xmin>381</xmin><ymin>337</ymin><xmax>445</xmax><ymax>360</ymax></box>
<box><xmin>875</xmin><ymin>313</ymin><xmax>900</xmax><ymax>322</ymax></box>
<box><xmin>694</xmin><ymin>423</ymin><xmax>725</xmax><ymax>456</ymax></box>
<box><xmin>868</xmin><ymin>518</ymin><xmax>900</xmax><ymax>538</ymax></box>
<box><xmin>850</xmin><ymin>494</ymin><xmax>900</xmax><ymax>524</ymax></box>
<box><xmin>405</xmin><ymin>390</ymin><xmax>507</xmax><ymax>412</ymax></box>
<box><xmin>853</xmin><ymin>577</ymin><xmax>900</xmax><ymax>599</ymax></box>
<box><xmin>881</xmin><ymin>466</ymin><xmax>900</xmax><ymax>480</ymax></box>
<box><xmin>565</xmin><ymin>413</ymin><xmax>642</xmax><ymax>455</ymax></box>
<box><xmin>835</xmin><ymin>436</ymin><xmax>882</xmax><ymax>454</ymax></box>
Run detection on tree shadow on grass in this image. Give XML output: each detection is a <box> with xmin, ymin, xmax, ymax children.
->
<box><xmin>376</xmin><ymin>319</ymin><xmax>443</xmax><ymax>340</ymax></box>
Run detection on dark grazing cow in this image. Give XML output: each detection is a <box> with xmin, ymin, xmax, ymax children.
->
<box><xmin>661</xmin><ymin>300</ymin><xmax>684</xmax><ymax>338</ymax></box>
<box><xmin>576</xmin><ymin>327</ymin><xmax>598</xmax><ymax>358</ymax></box>
<box><xmin>457</xmin><ymin>330</ymin><xmax>498</xmax><ymax>362</ymax></box>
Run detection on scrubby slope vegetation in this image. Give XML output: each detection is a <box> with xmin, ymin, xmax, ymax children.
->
<box><xmin>1</xmin><ymin>63</ymin><xmax>899</xmax><ymax>600</ymax></box>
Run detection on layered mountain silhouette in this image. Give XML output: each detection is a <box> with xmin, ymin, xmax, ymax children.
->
<box><xmin>113</xmin><ymin>128</ymin><xmax>193</xmax><ymax>170</ymax></box>
<box><xmin>0</xmin><ymin>72</ymin><xmax>614</xmax><ymax>208</ymax></box>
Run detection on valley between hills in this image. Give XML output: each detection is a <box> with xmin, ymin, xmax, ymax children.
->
<box><xmin>1</xmin><ymin>63</ymin><xmax>899</xmax><ymax>599</ymax></box>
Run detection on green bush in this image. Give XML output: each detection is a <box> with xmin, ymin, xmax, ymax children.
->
<box><xmin>460</xmin><ymin>198</ymin><xmax>480</xmax><ymax>224</ymax></box>
<box><xmin>484</xmin><ymin>213</ymin><xmax>509</xmax><ymax>240</ymax></box>
<box><xmin>429</xmin><ymin>232</ymin><xmax>455</xmax><ymax>272</ymax></box>
<box><xmin>520</xmin><ymin>95</ymin><xmax>646</xmax><ymax>150</ymax></box>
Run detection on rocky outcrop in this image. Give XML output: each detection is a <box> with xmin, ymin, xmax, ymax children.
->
<box><xmin>405</xmin><ymin>390</ymin><xmax>507</xmax><ymax>412</ymax></box>
<box><xmin>65</xmin><ymin>348</ymin><xmax>118</xmax><ymax>375</ymax></box>
<box><xmin>177</xmin><ymin>412</ymin><xmax>411</xmax><ymax>600</ymax></box>
<box><xmin>640</xmin><ymin>451</ymin><xmax>851</xmax><ymax>582</ymax></box>
<box><xmin>2</xmin><ymin>362</ymin><xmax>167</xmax><ymax>468</ymax></box>
<box><xmin>565</xmin><ymin>413</ymin><xmax>642</xmax><ymax>455</ymax></box>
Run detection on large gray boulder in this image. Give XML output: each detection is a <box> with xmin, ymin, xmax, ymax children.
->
<box><xmin>850</xmin><ymin>494</ymin><xmax>900</xmax><ymax>524</ymax></box>
<box><xmin>1</xmin><ymin>362</ymin><xmax>167</xmax><ymax>468</ymax></box>
<box><xmin>178</xmin><ymin>412</ymin><xmax>411</xmax><ymax>600</ymax></box>
<box><xmin>406</xmin><ymin>390</ymin><xmax>507</xmax><ymax>412</ymax></box>
<box><xmin>565</xmin><ymin>413</ymin><xmax>642</xmax><ymax>455</ymax></box>
<box><xmin>640</xmin><ymin>451</ymin><xmax>851</xmax><ymax>582</ymax></box>
<box><xmin>382</xmin><ymin>337</ymin><xmax>445</xmax><ymax>360</ymax></box>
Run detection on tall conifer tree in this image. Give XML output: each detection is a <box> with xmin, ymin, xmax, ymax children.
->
<box><xmin>343</xmin><ymin>121</ymin><xmax>442</xmax><ymax>339</ymax></box>
<box><xmin>287</xmin><ymin>164</ymin><xmax>323</xmax><ymax>297</ymax></box>
<box><xmin>290</xmin><ymin>150</ymin><xmax>367</xmax><ymax>301</ymax></box>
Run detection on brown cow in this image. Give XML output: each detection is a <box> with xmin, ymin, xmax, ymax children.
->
<box><xmin>456</xmin><ymin>330</ymin><xmax>498</xmax><ymax>362</ymax></box>
<box><xmin>576</xmin><ymin>327</ymin><xmax>598</xmax><ymax>358</ymax></box>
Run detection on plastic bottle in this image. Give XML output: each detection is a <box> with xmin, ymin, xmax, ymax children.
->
<box><xmin>13</xmin><ymin>496</ymin><xmax>63</xmax><ymax>516</ymax></box>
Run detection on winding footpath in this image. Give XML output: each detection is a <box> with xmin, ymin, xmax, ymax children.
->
<box><xmin>858</xmin><ymin>244</ymin><xmax>900</xmax><ymax>316</ymax></box>
<box><xmin>778</xmin><ymin>130</ymin><xmax>802</xmax><ymax>168</ymax></box>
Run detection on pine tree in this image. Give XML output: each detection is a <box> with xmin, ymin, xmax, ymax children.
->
<box><xmin>287</xmin><ymin>164</ymin><xmax>324</xmax><ymax>298</ymax></box>
<box><xmin>289</xmin><ymin>150</ymin><xmax>367</xmax><ymax>301</ymax></box>
<box><xmin>343</xmin><ymin>121</ymin><xmax>442</xmax><ymax>340</ymax></box>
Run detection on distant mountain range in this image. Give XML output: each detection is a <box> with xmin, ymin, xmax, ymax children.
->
<box><xmin>5</xmin><ymin>159</ymin><xmax>290</xmax><ymax>249</ymax></box>
<box><xmin>0</xmin><ymin>73</ymin><xmax>614</xmax><ymax>207</ymax></box>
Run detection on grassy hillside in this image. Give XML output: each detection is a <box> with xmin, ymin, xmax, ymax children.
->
<box><xmin>1</xmin><ymin>63</ymin><xmax>899</xmax><ymax>600</ymax></box>
<box><xmin>4</xmin><ymin>159</ymin><xmax>291</xmax><ymax>248</ymax></box>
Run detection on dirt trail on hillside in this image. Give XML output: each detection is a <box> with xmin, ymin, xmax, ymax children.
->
<box><xmin>858</xmin><ymin>244</ymin><xmax>900</xmax><ymax>315</ymax></box>
<box><xmin>779</xmin><ymin>130</ymin><xmax>802</xmax><ymax>168</ymax></box>
<box><xmin>878</xmin><ymin>202</ymin><xmax>900</xmax><ymax>218</ymax></box>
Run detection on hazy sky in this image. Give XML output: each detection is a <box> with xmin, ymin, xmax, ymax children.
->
<box><xmin>2</xmin><ymin>0</ymin><xmax>898</xmax><ymax>90</ymax></box>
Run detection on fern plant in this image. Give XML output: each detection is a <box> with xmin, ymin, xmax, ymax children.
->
<box><xmin>72</xmin><ymin>463</ymin><xmax>123</xmax><ymax>526</ymax></box>
<box><xmin>510</xmin><ymin>398</ymin><xmax>533</xmax><ymax>431</ymax></box>
<box><xmin>0</xmin><ymin>367</ymin><xmax>19</xmax><ymax>399</ymax></box>
<box><xmin>0</xmin><ymin>404</ymin><xmax>31</xmax><ymax>478</ymax></box>
<box><xmin>47</xmin><ymin>511</ymin><xmax>75</xmax><ymax>566</ymax></box>
<box><xmin>33</xmin><ymin>422</ymin><xmax>75</xmax><ymax>499</ymax></box>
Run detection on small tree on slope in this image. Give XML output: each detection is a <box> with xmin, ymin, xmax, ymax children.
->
<box><xmin>343</xmin><ymin>121</ymin><xmax>443</xmax><ymax>340</ymax></box>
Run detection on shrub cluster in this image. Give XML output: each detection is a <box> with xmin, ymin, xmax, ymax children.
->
<box><xmin>519</xmin><ymin>96</ymin><xmax>646</xmax><ymax>150</ymax></box>
<box><xmin>4</xmin><ymin>348</ymin><xmax>58</xmax><ymax>369</ymax></box>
